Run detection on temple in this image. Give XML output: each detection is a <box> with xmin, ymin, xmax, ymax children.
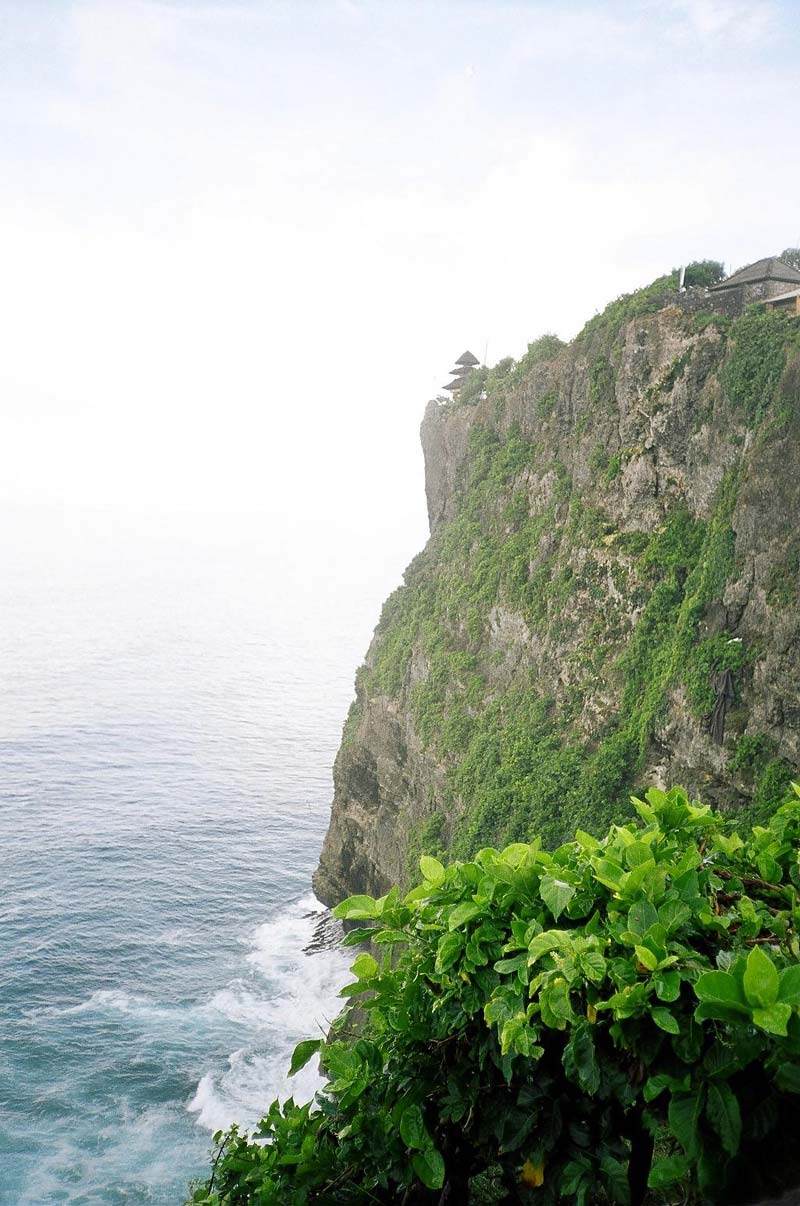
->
<box><xmin>709</xmin><ymin>255</ymin><xmax>800</xmax><ymax>307</ymax></box>
<box><xmin>442</xmin><ymin>350</ymin><xmax>480</xmax><ymax>399</ymax></box>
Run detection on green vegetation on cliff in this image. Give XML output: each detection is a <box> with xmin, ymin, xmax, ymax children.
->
<box><xmin>195</xmin><ymin>786</ymin><xmax>800</xmax><ymax>1205</ymax></box>
<box><xmin>362</xmin><ymin>434</ymin><xmax>739</xmax><ymax>858</ymax></box>
<box><xmin>347</xmin><ymin>297</ymin><xmax>799</xmax><ymax>870</ymax></box>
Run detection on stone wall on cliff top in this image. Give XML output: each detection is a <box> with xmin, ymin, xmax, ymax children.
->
<box><xmin>314</xmin><ymin>293</ymin><xmax>800</xmax><ymax>908</ymax></box>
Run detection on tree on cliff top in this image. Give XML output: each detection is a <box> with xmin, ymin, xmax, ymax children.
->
<box><xmin>194</xmin><ymin>785</ymin><xmax>800</xmax><ymax>1205</ymax></box>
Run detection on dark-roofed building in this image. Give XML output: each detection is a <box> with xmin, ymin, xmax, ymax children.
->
<box><xmin>455</xmin><ymin>350</ymin><xmax>480</xmax><ymax>366</ymax></box>
<box><xmin>764</xmin><ymin>287</ymin><xmax>800</xmax><ymax>318</ymax></box>
<box><xmin>709</xmin><ymin>256</ymin><xmax>800</xmax><ymax>307</ymax></box>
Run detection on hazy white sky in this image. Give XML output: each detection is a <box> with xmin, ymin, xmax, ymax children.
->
<box><xmin>1</xmin><ymin>0</ymin><xmax>799</xmax><ymax>590</ymax></box>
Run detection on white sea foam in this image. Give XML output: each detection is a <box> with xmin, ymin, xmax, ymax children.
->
<box><xmin>56</xmin><ymin>988</ymin><xmax>152</xmax><ymax>1015</ymax></box>
<box><xmin>38</xmin><ymin>987</ymin><xmax>200</xmax><ymax>1029</ymax></box>
<box><xmin>155</xmin><ymin>926</ymin><xmax>193</xmax><ymax>946</ymax></box>
<box><xmin>189</xmin><ymin>894</ymin><xmax>352</xmax><ymax>1134</ymax></box>
<box><xmin>189</xmin><ymin>1047</ymin><xmax>327</xmax><ymax>1134</ymax></box>
<box><xmin>19</xmin><ymin>1099</ymin><xmax>199</xmax><ymax>1206</ymax></box>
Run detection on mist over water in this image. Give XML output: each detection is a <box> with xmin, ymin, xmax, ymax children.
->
<box><xmin>0</xmin><ymin>513</ymin><xmax>400</xmax><ymax>1205</ymax></box>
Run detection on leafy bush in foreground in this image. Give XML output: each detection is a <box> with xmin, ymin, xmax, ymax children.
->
<box><xmin>193</xmin><ymin>787</ymin><xmax>800</xmax><ymax>1205</ymax></box>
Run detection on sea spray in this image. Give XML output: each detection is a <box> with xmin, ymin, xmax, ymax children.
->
<box><xmin>189</xmin><ymin>894</ymin><xmax>350</xmax><ymax>1134</ymax></box>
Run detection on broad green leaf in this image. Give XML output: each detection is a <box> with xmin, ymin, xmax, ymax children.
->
<box><xmin>579</xmin><ymin>951</ymin><xmax>607</xmax><ymax>984</ymax></box>
<box><xmin>448</xmin><ymin>901</ymin><xmax>482</xmax><ymax>930</ymax></box>
<box><xmin>658</xmin><ymin>899</ymin><xmax>692</xmax><ymax>934</ymax></box>
<box><xmin>333</xmin><ymin>894</ymin><xmax>379</xmax><ymax>921</ymax></box>
<box><xmin>635</xmin><ymin>945</ymin><xmax>658</xmax><ymax>971</ymax></box>
<box><xmin>778</xmin><ymin>964</ymin><xmax>800</xmax><ymax>1005</ymax></box>
<box><xmin>500</xmin><ymin>1015</ymin><xmax>535</xmax><ymax>1056</ymax></box>
<box><xmin>625</xmin><ymin>840</ymin><xmax>653</xmax><ymax>868</ymax></box>
<box><xmin>288</xmin><ymin>1039</ymin><xmax>321</xmax><ymax>1077</ymax></box>
<box><xmin>591</xmin><ymin>857</ymin><xmax>625</xmax><ymax>892</ymax></box>
<box><xmin>600</xmin><ymin>1154</ymin><xmax>630</xmax><ymax>1204</ymax></box>
<box><xmin>651</xmin><ymin>1007</ymin><xmax>680</xmax><ymax>1034</ymax></box>
<box><xmin>743</xmin><ymin>945</ymin><xmax>779</xmax><ymax>1009</ymax></box>
<box><xmin>494</xmin><ymin>955</ymin><xmax>527</xmax><ymax>975</ymax></box>
<box><xmin>435</xmin><ymin>932</ymin><xmax>463</xmax><ymax>972</ymax></box>
<box><xmin>412</xmin><ymin>1148</ymin><xmax>445</xmax><ymax>1190</ymax></box>
<box><xmin>643</xmin><ymin>1072</ymin><xmax>689</xmax><ymax>1102</ymax></box>
<box><xmin>654</xmin><ymin>970</ymin><xmax>681</xmax><ymax>1002</ymax></box>
<box><xmin>706</xmin><ymin>1082</ymin><xmax>741</xmax><ymax>1155</ymax></box>
<box><xmin>373</xmin><ymin>929</ymin><xmax>409</xmax><ymax>944</ymax></box>
<box><xmin>623</xmin><ymin>859</ymin><xmax>658</xmax><ymax>899</ymax></box>
<box><xmin>562</xmin><ymin>1024</ymin><xmax>600</xmax><ymax>1094</ymax></box>
<box><xmin>694</xmin><ymin>970</ymin><xmax>748</xmax><ymax>1011</ymax></box>
<box><xmin>694</xmin><ymin>1001</ymin><xmax>750</xmax><ymax>1025</ymax></box>
<box><xmin>352</xmin><ymin>953</ymin><xmax>379</xmax><ymax>980</ymax></box>
<box><xmin>341</xmin><ymin>926</ymin><xmax>377</xmax><ymax>947</ymax></box>
<box><xmin>403</xmin><ymin>881</ymin><xmax>434</xmax><ymax>904</ymax></box>
<box><xmin>714</xmin><ymin>832</ymin><xmax>744</xmax><ymax>856</ymax></box>
<box><xmin>528</xmin><ymin>930</ymin><xmax>571</xmax><ymax>964</ymax></box>
<box><xmin>501</xmin><ymin>842</ymin><xmax>534</xmax><ymax>866</ymax></box>
<box><xmin>338</xmin><ymin>980</ymin><xmax>375</xmax><ymax>997</ymax></box>
<box><xmin>632</xmin><ymin>796</ymin><xmax>657</xmax><ymax>825</ymax></box>
<box><xmin>703</xmin><ymin>1041</ymin><xmax>744</xmax><ymax>1081</ymax></box>
<box><xmin>669</xmin><ymin>1090</ymin><xmax>704</xmax><ymax>1157</ymax></box>
<box><xmin>399</xmin><ymin>1103</ymin><xmax>428</xmax><ymax>1150</ymax></box>
<box><xmin>540</xmin><ymin>978</ymin><xmax>575</xmax><ymax>1030</ymax></box>
<box><xmin>752</xmin><ymin>1002</ymin><xmax>792</xmax><ymax>1036</ymax></box>
<box><xmin>539</xmin><ymin>874</ymin><xmax>576</xmax><ymax>920</ymax></box>
<box><xmin>484</xmin><ymin>991</ymin><xmax>516</xmax><ymax>1025</ymax></box>
<box><xmin>627</xmin><ymin>900</ymin><xmax>659</xmax><ymax>936</ymax></box>
<box><xmin>420</xmin><ymin>855</ymin><xmax>445</xmax><ymax>884</ymax></box>
<box><xmin>648</xmin><ymin>1154</ymin><xmax>690</xmax><ymax>1189</ymax></box>
<box><xmin>757</xmin><ymin>853</ymin><xmax>782</xmax><ymax>883</ymax></box>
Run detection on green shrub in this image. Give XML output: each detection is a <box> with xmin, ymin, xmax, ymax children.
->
<box><xmin>589</xmin><ymin>356</ymin><xmax>615</xmax><ymax>407</ymax></box>
<box><xmin>721</xmin><ymin>310</ymin><xmax>790</xmax><ymax>424</ymax></box>
<box><xmin>589</xmin><ymin>444</ymin><xmax>610</xmax><ymax>474</ymax></box>
<box><xmin>729</xmin><ymin>733</ymin><xmax>773</xmax><ymax>775</ymax></box>
<box><xmin>604</xmin><ymin>453</ymin><xmax>622</xmax><ymax>483</ymax></box>
<box><xmin>767</xmin><ymin>543</ymin><xmax>800</xmax><ymax>606</ymax></box>
<box><xmin>536</xmin><ymin>389</ymin><xmax>557</xmax><ymax>418</ymax></box>
<box><xmin>512</xmin><ymin>334</ymin><xmax>565</xmax><ymax>383</ymax></box>
<box><xmin>578</xmin><ymin>271</ymin><xmax>679</xmax><ymax>345</ymax></box>
<box><xmin>195</xmin><ymin>786</ymin><xmax>800</xmax><ymax>1205</ymax></box>
<box><xmin>683</xmin><ymin>260</ymin><xmax>725</xmax><ymax>288</ymax></box>
<box><xmin>460</xmin><ymin>366</ymin><xmax>489</xmax><ymax>404</ymax></box>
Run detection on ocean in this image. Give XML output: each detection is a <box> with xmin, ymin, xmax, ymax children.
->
<box><xmin>0</xmin><ymin>519</ymin><xmax>389</xmax><ymax>1205</ymax></box>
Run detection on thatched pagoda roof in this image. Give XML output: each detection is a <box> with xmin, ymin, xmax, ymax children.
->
<box><xmin>455</xmin><ymin>350</ymin><xmax>480</xmax><ymax>366</ymax></box>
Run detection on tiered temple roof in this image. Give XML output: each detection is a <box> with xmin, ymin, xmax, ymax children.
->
<box><xmin>443</xmin><ymin>350</ymin><xmax>480</xmax><ymax>397</ymax></box>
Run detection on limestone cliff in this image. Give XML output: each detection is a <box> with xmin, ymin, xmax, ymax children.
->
<box><xmin>314</xmin><ymin>276</ymin><xmax>800</xmax><ymax>907</ymax></box>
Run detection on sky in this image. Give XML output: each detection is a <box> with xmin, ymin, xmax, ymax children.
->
<box><xmin>1</xmin><ymin>0</ymin><xmax>799</xmax><ymax>609</ymax></box>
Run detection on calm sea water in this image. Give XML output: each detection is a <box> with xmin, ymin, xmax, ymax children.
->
<box><xmin>0</xmin><ymin>522</ymin><xmax>384</xmax><ymax>1205</ymax></box>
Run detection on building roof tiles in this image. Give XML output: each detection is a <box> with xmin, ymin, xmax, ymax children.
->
<box><xmin>710</xmin><ymin>256</ymin><xmax>800</xmax><ymax>291</ymax></box>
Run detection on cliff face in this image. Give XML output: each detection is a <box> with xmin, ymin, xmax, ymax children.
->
<box><xmin>314</xmin><ymin>286</ymin><xmax>800</xmax><ymax>907</ymax></box>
